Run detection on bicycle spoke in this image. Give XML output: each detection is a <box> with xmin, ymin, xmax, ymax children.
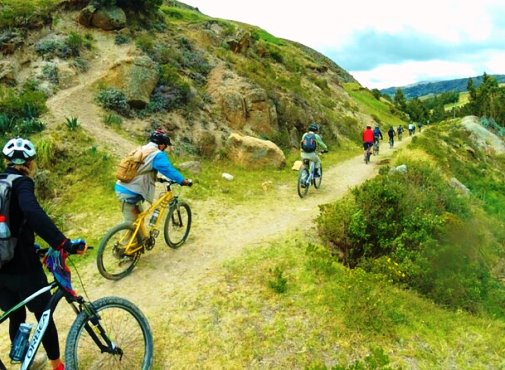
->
<box><xmin>65</xmin><ymin>297</ymin><xmax>152</xmax><ymax>370</ymax></box>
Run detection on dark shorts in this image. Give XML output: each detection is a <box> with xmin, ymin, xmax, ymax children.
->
<box><xmin>0</xmin><ymin>271</ymin><xmax>51</xmax><ymax>313</ymax></box>
<box><xmin>363</xmin><ymin>142</ymin><xmax>373</xmax><ymax>150</ymax></box>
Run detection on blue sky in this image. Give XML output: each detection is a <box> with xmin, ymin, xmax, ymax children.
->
<box><xmin>180</xmin><ymin>0</ymin><xmax>505</xmax><ymax>89</ymax></box>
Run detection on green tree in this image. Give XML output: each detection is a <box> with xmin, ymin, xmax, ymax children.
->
<box><xmin>393</xmin><ymin>88</ymin><xmax>407</xmax><ymax>111</ymax></box>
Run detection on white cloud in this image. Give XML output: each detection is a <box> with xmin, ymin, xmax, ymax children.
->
<box><xmin>180</xmin><ymin>0</ymin><xmax>505</xmax><ymax>88</ymax></box>
<box><xmin>352</xmin><ymin>60</ymin><xmax>477</xmax><ymax>89</ymax></box>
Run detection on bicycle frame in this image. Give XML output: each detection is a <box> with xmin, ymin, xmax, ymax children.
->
<box><xmin>121</xmin><ymin>182</ymin><xmax>178</xmax><ymax>255</ymax></box>
<box><xmin>1</xmin><ymin>279</ymin><xmax>123</xmax><ymax>370</ymax></box>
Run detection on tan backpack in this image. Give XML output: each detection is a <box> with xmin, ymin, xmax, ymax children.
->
<box><xmin>116</xmin><ymin>146</ymin><xmax>158</xmax><ymax>183</ymax></box>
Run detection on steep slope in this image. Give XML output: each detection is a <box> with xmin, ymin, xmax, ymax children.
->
<box><xmin>42</xmin><ymin>30</ymin><xmax>138</xmax><ymax>157</ymax></box>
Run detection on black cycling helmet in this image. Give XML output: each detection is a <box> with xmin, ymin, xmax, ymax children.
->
<box><xmin>308</xmin><ymin>122</ymin><xmax>319</xmax><ymax>132</ymax></box>
<box><xmin>150</xmin><ymin>129</ymin><xmax>172</xmax><ymax>146</ymax></box>
<box><xmin>2</xmin><ymin>137</ymin><xmax>36</xmax><ymax>164</ymax></box>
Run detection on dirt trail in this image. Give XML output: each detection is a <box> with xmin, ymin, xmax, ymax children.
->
<box><xmin>0</xmin><ymin>28</ymin><xmax>416</xmax><ymax>366</ymax></box>
<box><xmin>42</xmin><ymin>33</ymin><xmax>136</xmax><ymax>157</ymax></box>
<box><xmin>83</xmin><ymin>138</ymin><xmax>413</xmax><ymax>313</ymax></box>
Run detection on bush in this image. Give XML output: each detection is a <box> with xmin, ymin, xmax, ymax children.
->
<box><xmin>315</xmin><ymin>159</ymin><xmax>501</xmax><ymax>312</ymax></box>
<box><xmin>0</xmin><ymin>84</ymin><xmax>47</xmax><ymax>136</ymax></box>
<box><xmin>96</xmin><ymin>88</ymin><xmax>131</xmax><ymax>117</ymax></box>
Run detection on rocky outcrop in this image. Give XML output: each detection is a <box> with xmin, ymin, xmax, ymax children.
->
<box><xmin>0</xmin><ymin>61</ymin><xmax>17</xmax><ymax>85</ymax></box>
<box><xmin>225</xmin><ymin>133</ymin><xmax>286</xmax><ymax>169</ymax></box>
<box><xmin>208</xmin><ymin>66</ymin><xmax>279</xmax><ymax>135</ymax></box>
<box><xmin>226</xmin><ymin>31</ymin><xmax>252</xmax><ymax>54</ymax></box>
<box><xmin>99</xmin><ymin>56</ymin><xmax>159</xmax><ymax>108</ymax></box>
<box><xmin>78</xmin><ymin>5</ymin><xmax>126</xmax><ymax>30</ymax></box>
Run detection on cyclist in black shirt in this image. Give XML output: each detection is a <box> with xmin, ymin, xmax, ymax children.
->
<box><xmin>0</xmin><ymin>137</ymin><xmax>84</xmax><ymax>370</ymax></box>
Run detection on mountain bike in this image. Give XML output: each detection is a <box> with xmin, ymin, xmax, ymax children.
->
<box><xmin>297</xmin><ymin>152</ymin><xmax>326</xmax><ymax>198</ymax></box>
<box><xmin>97</xmin><ymin>178</ymin><xmax>192</xmax><ymax>280</ymax></box>
<box><xmin>0</xmin><ymin>246</ymin><xmax>153</xmax><ymax>370</ymax></box>
<box><xmin>389</xmin><ymin>136</ymin><xmax>394</xmax><ymax>148</ymax></box>
<box><xmin>373</xmin><ymin>138</ymin><xmax>380</xmax><ymax>155</ymax></box>
<box><xmin>364</xmin><ymin>144</ymin><xmax>372</xmax><ymax>164</ymax></box>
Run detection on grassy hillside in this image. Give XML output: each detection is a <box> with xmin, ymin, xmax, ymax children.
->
<box><xmin>2</xmin><ymin>1</ymin><xmax>504</xmax><ymax>369</ymax></box>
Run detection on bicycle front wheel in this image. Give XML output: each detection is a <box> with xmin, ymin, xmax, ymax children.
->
<box><xmin>65</xmin><ymin>296</ymin><xmax>153</xmax><ymax>370</ymax></box>
<box><xmin>96</xmin><ymin>223</ymin><xmax>142</xmax><ymax>280</ymax></box>
<box><xmin>164</xmin><ymin>201</ymin><xmax>192</xmax><ymax>248</ymax></box>
<box><xmin>297</xmin><ymin>168</ymin><xmax>309</xmax><ymax>198</ymax></box>
<box><xmin>313</xmin><ymin>165</ymin><xmax>323</xmax><ymax>189</ymax></box>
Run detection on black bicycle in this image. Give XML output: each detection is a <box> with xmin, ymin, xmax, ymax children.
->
<box><xmin>0</xmin><ymin>246</ymin><xmax>153</xmax><ymax>370</ymax></box>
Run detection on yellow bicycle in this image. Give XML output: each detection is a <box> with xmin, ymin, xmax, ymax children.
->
<box><xmin>96</xmin><ymin>178</ymin><xmax>192</xmax><ymax>280</ymax></box>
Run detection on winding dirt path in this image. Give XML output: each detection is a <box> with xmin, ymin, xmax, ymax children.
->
<box><xmin>1</xmin><ymin>28</ymin><xmax>417</xmax><ymax>367</ymax></box>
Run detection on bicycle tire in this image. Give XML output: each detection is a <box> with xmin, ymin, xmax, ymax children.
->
<box><xmin>373</xmin><ymin>143</ymin><xmax>379</xmax><ymax>156</ymax></box>
<box><xmin>313</xmin><ymin>165</ymin><xmax>323</xmax><ymax>189</ymax></box>
<box><xmin>164</xmin><ymin>201</ymin><xmax>192</xmax><ymax>248</ymax></box>
<box><xmin>297</xmin><ymin>168</ymin><xmax>309</xmax><ymax>198</ymax></box>
<box><xmin>65</xmin><ymin>296</ymin><xmax>153</xmax><ymax>370</ymax></box>
<box><xmin>96</xmin><ymin>223</ymin><xmax>142</xmax><ymax>280</ymax></box>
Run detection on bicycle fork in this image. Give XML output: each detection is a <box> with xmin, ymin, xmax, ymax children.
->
<box><xmin>72</xmin><ymin>299</ymin><xmax>123</xmax><ymax>357</ymax></box>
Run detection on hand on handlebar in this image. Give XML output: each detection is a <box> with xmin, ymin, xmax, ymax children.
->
<box><xmin>182</xmin><ymin>179</ymin><xmax>193</xmax><ymax>187</ymax></box>
<box><xmin>62</xmin><ymin>238</ymin><xmax>87</xmax><ymax>255</ymax></box>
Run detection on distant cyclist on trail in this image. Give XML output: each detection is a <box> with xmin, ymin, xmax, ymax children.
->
<box><xmin>373</xmin><ymin>125</ymin><xmax>383</xmax><ymax>145</ymax></box>
<box><xmin>115</xmin><ymin>129</ymin><xmax>192</xmax><ymax>234</ymax></box>
<box><xmin>388</xmin><ymin>126</ymin><xmax>396</xmax><ymax>147</ymax></box>
<box><xmin>397</xmin><ymin>125</ymin><xmax>404</xmax><ymax>140</ymax></box>
<box><xmin>300</xmin><ymin>122</ymin><xmax>328</xmax><ymax>178</ymax></box>
<box><xmin>362</xmin><ymin>124</ymin><xmax>374</xmax><ymax>159</ymax></box>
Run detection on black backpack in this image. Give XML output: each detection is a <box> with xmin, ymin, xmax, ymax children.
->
<box><xmin>0</xmin><ymin>174</ymin><xmax>21</xmax><ymax>269</ymax></box>
<box><xmin>301</xmin><ymin>133</ymin><xmax>317</xmax><ymax>153</ymax></box>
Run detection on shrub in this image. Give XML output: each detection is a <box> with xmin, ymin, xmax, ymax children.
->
<box><xmin>42</xmin><ymin>63</ymin><xmax>59</xmax><ymax>84</ymax></box>
<box><xmin>65</xmin><ymin>116</ymin><xmax>79</xmax><ymax>131</ymax></box>
<box><xmin>114</xmin><ymin>33</ymin><xmax>130</xmax><ymax>45</ymax></box>
<box><xmin>315</xmin><ymin>159</ymin><xmax>500</xmax><ymax>313</ymax></box>
<box><xmin>103</xmin><ymin>113</ymin><xmax>123</xmax><ymax>126</ymax></box>
<box><xmin>96</xmin><ymin>88</ymin><xmax>131</xmax><ymax>117</ymax></box>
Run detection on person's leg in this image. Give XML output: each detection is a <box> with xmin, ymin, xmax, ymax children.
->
<box><xmin>33</xmin><ymin>311</ymin><xmax>62</xmax><ymax>368</ymax></box>
<box><xmin>8</xmin><ymin>307</ymin><xmax>26</xmax><ymax>341</ymax></box>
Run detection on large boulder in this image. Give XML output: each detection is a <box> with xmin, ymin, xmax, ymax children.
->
<box><xmin>99</xmin><ymin>56</ymin><xmax>159</xmax><ymax>108</ymax></box>
<box><xmin>91</xmin><ymin>6</ymin><xmax>126</xmax><ymax>30</ymax></box>
<box><xmin>226</xmin><ymin>133</ymin><xmax>286</xmax><ymax>169</ymax></box>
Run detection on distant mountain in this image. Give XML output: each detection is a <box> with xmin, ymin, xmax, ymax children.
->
<box><xmin>380</xmin><ymin>74</ymin><xmax>505</xmax><ymax>99</ymax></box>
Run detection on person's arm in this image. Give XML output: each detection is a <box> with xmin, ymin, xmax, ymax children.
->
<box><xmin>16</xmin><ymin>178</ymin><xmax>67</xmax><ymax>248</ymax></box>
<box><xmin>315</xmin><ymin>134</ymin><xmax>328</xmax><ymax>151</ymax></box>
<box><xmin>152</xmin><ymin>151</ymin><xmax>185</xmax><ymax>184</ymax></box>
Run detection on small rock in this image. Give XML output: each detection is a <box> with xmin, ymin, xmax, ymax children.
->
<box><xmin>222</xmin><ymin>173</ymin><xmax>234</xmax><ymax>181</ymax></box>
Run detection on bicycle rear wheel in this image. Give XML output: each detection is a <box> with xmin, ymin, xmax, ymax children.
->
<box><xmin>164</xmin><ymin>201</ymin><xmax>192</xmax><ymax>248</ymax></box>
<box><xmin>297</xmin><ymin>168</ymin><xmax>309</xmax><ymax>198</ymax></box>
<box><xmin>313</xmin><ymin>165</ymin><xmax>323</xmax><ymax>189</ymax></box>
<box><xmin>65</xmin><ymin>296</ymin><xmax>153</xmax><ymax>370</ymax></box>
<box><xmin>96</xmin><ymin>223</ymin><xmax>142</xmax><ymax>280</ymax></box>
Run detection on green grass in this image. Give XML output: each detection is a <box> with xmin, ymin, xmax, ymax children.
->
<box><xmin>343</xmin><ymin>83</ymin><xmax>405</xmax><ymax>126</ymax></box>
<box><xmin>151</xmin><ymin>236</ymin><xmax>505</xmax><ymax>368</ymax></box>
<box><xmin>183</xmin><ymin>143</ymin><xmax>358</xmax><ymax>203</ymax></box>
<box><xmin>251</xmin><ymin>28</ymin><xmax>284</xmax><ymax>45</ymax></box>
<box><xmin>0</xmin><ymin>0</ymin><xmax>59</xmax><ymax>29</ymax></box>
<box><xmin>160</xmin><ymin>5</ymin><xmax>210</xmax><ymax>23</ymax></box>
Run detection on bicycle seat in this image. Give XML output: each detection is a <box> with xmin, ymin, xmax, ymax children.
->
<box><xmin>302</xmin><ymin>159</ymin><xmax>310</xmax><ymax>165</ymax></box>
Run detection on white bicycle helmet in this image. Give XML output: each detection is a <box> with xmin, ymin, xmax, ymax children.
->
<box><xmin>2</xmin><ymin>137</ymin><xmax>36</xmax><ymax>164</ymax></box>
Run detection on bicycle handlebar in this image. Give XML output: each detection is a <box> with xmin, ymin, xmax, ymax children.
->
<box><xmin>157</xmin><ymin>177</ymin><xmax>193</xmax><ymax>187</ymax></box>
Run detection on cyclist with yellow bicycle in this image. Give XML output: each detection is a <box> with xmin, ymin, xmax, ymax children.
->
<box><xmin>115</xmin><ymin>129</ymin><xmax>192</xmax><ymax>238</ymax></box>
